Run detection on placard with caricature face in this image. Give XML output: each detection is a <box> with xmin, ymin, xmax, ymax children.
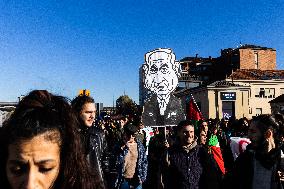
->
<box><xmin>142</xmin><ymin>48</ymin><xmax>185</xmax><ymax>126</ymax></box>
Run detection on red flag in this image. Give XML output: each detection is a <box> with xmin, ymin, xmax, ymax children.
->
<box><xmin>210</xmin><ymin>146</ymin><xmax>226</xmax><ymax>175</ymax></box>
<box><xmin>187</xmin><ymin>98</ymin><xmax>203</xmax><ymax>120</ymax></box>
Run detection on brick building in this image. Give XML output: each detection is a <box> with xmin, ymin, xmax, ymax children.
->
<box><xmin>175</xmin><ymin>44</ymin><xmax>283</xmax><ymax>119</ymax></box>
<box><xmin>216</xmin><ymin>45</ymin><xmax>276</xmax><ymax>80</ymax></box>
<box><xmin>178</xmin><ymin>44</ymin><xmax>277</xmax><ymax>86</ymax></box>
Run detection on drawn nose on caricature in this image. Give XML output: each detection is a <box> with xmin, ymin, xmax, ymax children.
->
<box><xmin>154</xmin><ymin>74</ymin><xmax>166</xmax><ymax>84</ymax></box>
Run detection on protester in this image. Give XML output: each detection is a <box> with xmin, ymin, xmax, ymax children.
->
<box><xmin>135</xmin><ymin>121</ymin><xmax>146</xmax><ymax>148</ymax></box>
<box><xmin>228</xmin><ymin>114</ymin><xmax>284</xmax><ymax>189</ymax></box>
<box><xmin>160</xmin><ymin>120</ymin><xmax>221</xmax><ymax>189</ymax></box>
<box><xmin>199</xmin><ymin>130</ymin><xmax>208</xmax><ymax>145</ymax></box>
<box><xmin>218</xmin><ymin>119</ymin><xmax>234</xmax><ymax>172</ymax></box>
<box><xmin>0</xmin><ymin>90</ymin><xmax>101</xmax><ymax>189</ymax></box>
<box><xmin>145</xmin><ymin>127</ymin><xmax>169</xmax><ymax>189</ymax></box>
<box><xmin>207</xmin><ymin>124</ymin><xmax>226</xmax><ymax>176</ymax></box>
<box><xmin>116</xmin><ymin>116</ymin><xmax>128</xmax><ymax>145</ymax></box>
<box><xmin>71</xmin><ymin>95</ymin><xmax>109</xmax><ymax>188</ymax></box>
<box><xmin>115</xmin><ymin>123</ymin><xmax>148</xmax><ymax>189</ymax></box>
<box><xmin>200</xmin><ymin>121</ymin><xmax>209</xmax><ymax>136</ymax></box>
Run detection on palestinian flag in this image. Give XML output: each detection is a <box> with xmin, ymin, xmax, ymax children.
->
<box><xmin>208</xmin><ymin>135</ymin><xmax>226</xmax><ymax>175</ymax></box>
<box><xmin>186</xmin><ymin>94</ymin><xmax>203</xmax><ymax>129</ymax></box>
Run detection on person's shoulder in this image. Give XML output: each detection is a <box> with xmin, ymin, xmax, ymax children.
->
<box><xmin>89</xmin><ymin>126</ymin><xmax>104</xmax><ymax>135</ymax></box>
<box><xmin>195</xmin><ymin>144</ymin><xmax>211</xmax><ymax>156</ymax></box>
<box><xmin>167</xmin><ymin>144</ymin><xmax>183</xmax><ymax>154</ymax></box>
<box><xmin>136</xmin><ymin>140</ymin><xmax>145</xmax><ymax>149</ymax></box>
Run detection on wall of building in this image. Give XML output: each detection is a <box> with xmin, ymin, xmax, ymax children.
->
<box><xmin>192</xmin><ymin>89</ymin><xmax>246</xmax><ymax>119</ymax></box>
<box><xmin>248</xmin><ymin>82</ymin><xmax>284</xmax><ymax>116</ymax></box>
<box><xmin>231</xmin><ymin>90</ymin><xmax>250</xmax><ymax>118</ymax></box>
<box><xmin>207</xmin><ymin>90</ymin><xmax>219</xmax><ymax>119</ymax></box>
<box><xmin>232</xmin><ymin>80</ymin><xmax>284</xmax><ymax>118</ymax></box>
<box><xmin>190</xmin><ymin>81</ymin><xmax>284</xmax><ymax>120</ymax></box>
<box><xmin>207</xmin><ymin>89</ymin><xmax>250</xmax><ymax>119</ymax></box>
<box><xmin>239</xmin><ymin>49</ymin><xmax>276</xmax><ymax>70</ymax></box>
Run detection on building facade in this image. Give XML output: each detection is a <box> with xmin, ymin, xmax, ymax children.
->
<box><xmin>178</xmin><ymin>44</ymin><xmax>277</xmax><ymax>86</ymax></box>
<box><xmin>179</xmin><ymin>69</ymin><xmax>284</xmax><ymax>120</ymax></box>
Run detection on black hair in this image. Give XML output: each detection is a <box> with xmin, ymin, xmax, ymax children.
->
<box><xmin>252</xmin><ymin>114</ymin><xmax>283</xmax><ymax>141</ymax></box>
<box><xmin>177</xmin><ymin>120</ymin><xmax>194</xmax><ymax>131</ymax></box>
<box><xmin>124</xmin><ymin>123</ymin><xmax>139</xmax><ymax>136</ymax></box>
<box><xmin>0</xmin><ymin>90</ymin><xmax>102</xmax><ymax>189</ymax></box>
<box><xmin>71</xmin><ymin>95</ymin><xmax>95</xmax><ymax>114</ymax></box>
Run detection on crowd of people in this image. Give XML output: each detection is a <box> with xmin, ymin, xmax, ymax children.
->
<box><xmin>1</xmin><ymin>90</ymin><xmax>284</xmax><ymax>189</ymax></box>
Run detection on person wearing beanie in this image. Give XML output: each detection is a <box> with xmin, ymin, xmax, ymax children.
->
<box><xmin>115</xmin><ymin>123</ymin><xmax>148</xmax><ymax>189</ymax></box>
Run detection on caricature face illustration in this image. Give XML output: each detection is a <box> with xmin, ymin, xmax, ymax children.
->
<box><xmin>144</xmin><ymin>48</ymin><xmax>180</xmax><ymax>96</ymax></box>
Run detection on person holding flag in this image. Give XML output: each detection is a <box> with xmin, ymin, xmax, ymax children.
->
<box><xmin>207</xmin><ymin>124</ymin><xmax>226</xmax><ymax>176</ymax></box>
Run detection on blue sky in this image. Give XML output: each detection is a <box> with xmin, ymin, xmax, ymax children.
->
<box><xmin>0</xmin><ymin>0</ymin><xmax>283</xmax><ymax>106</ymax></box>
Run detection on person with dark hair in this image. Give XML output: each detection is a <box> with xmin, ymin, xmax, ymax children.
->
<box><xmin>115</xmin><ymin>123</ymin><xmax>148</xmax><ymax>189</ymax></box>
<box><xmin>0</xmin><ymin>90</ymin><xmax>102</xmax><ymax>189</ymax></box>
<box><xmin>135</xmin><ymin>121</ymin><xmax>146</xmax><ymax>148</ymax></box>
<box><xmin>160</xmin><ymin>120</ymin><xmax>221</xmax><ymax>189</ymax></box>
<box><xmin>116</xmin><ymin>116</ymin><xmax>128</xmax><ymax>145</ymax></box>
<box><xmin>228</xmin><ymin>114</ymin><xmax>284</xmax><ymax>189</ymax></box>
<box><xmin>200</xmin><ymin>121</ymin><xmax>209</xmax><ymax>136</ymax></box>
<box><xmin>71</xmin><ymin>95</ymin><xmax>110</xmax><ymax>188</ymax></box>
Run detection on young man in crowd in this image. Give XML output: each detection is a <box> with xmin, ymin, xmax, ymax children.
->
<box><xmin>160</xmin><ymin>120</ymin><xmax>222</xmax><ymax>189</ymax></box>
<box><xmin>71</xmin><ymin>95</ymin><xmax>110</xmax><ymax>188</ymax></box>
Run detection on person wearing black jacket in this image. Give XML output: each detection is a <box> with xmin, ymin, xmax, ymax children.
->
<box><xmin>72</xmin><ymin>95</ymin><xmax>110</xmax><ymax>189</ymax></box>
<box><xmin>160</xmin><ymin>120</ymin><xmax>221</xmax><ymax>189</ymax></box>
<box><xmin>227</xmin><ymin>114</ymin><xmax>284</xmax><ymax>189</ymax></box>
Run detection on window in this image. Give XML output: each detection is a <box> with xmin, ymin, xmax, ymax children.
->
<box><xmin>259</xmin><ymin>88</ymin><xmax>265</xmax><ymax>97</ymax></box>
<box><xmin>267</xmin><ymin>88</ymin><xmax>275</xmax><ymax>98</ymax></box>
<box><xmin>255</xmin><ymin>88</ymin><xmax>275</xmax><ymax>98</ymax></box>
<box><xmin>178</xmin><ymin>82</ymin><xmax>186</xmax><ymax>88</ymax></box>
<box><xmin>254</xmin><ymin>53</ymin><xmax>259</xmax><ymax>69</ymax></box>
<box><xmin>256</xmin><ymin>108</ymin><xmax>262</xmax><ymax>116</ymax></box>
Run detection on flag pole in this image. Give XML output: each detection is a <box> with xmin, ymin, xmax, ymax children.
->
<box><xmin>164</xmin><ymin>126</ymin><xmax>167</xmax><ymax>143</ymax></box>
<box><xmin>190</xmin><ymin>93</ymin><xmax>202</xmax><ymax>115</ymax></box>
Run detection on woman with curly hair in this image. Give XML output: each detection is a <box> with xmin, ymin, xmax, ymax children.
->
<box><xmin>0</xmin><ymin>90</ymin><xmax>103</xmax><ymax>189</ymax></box>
